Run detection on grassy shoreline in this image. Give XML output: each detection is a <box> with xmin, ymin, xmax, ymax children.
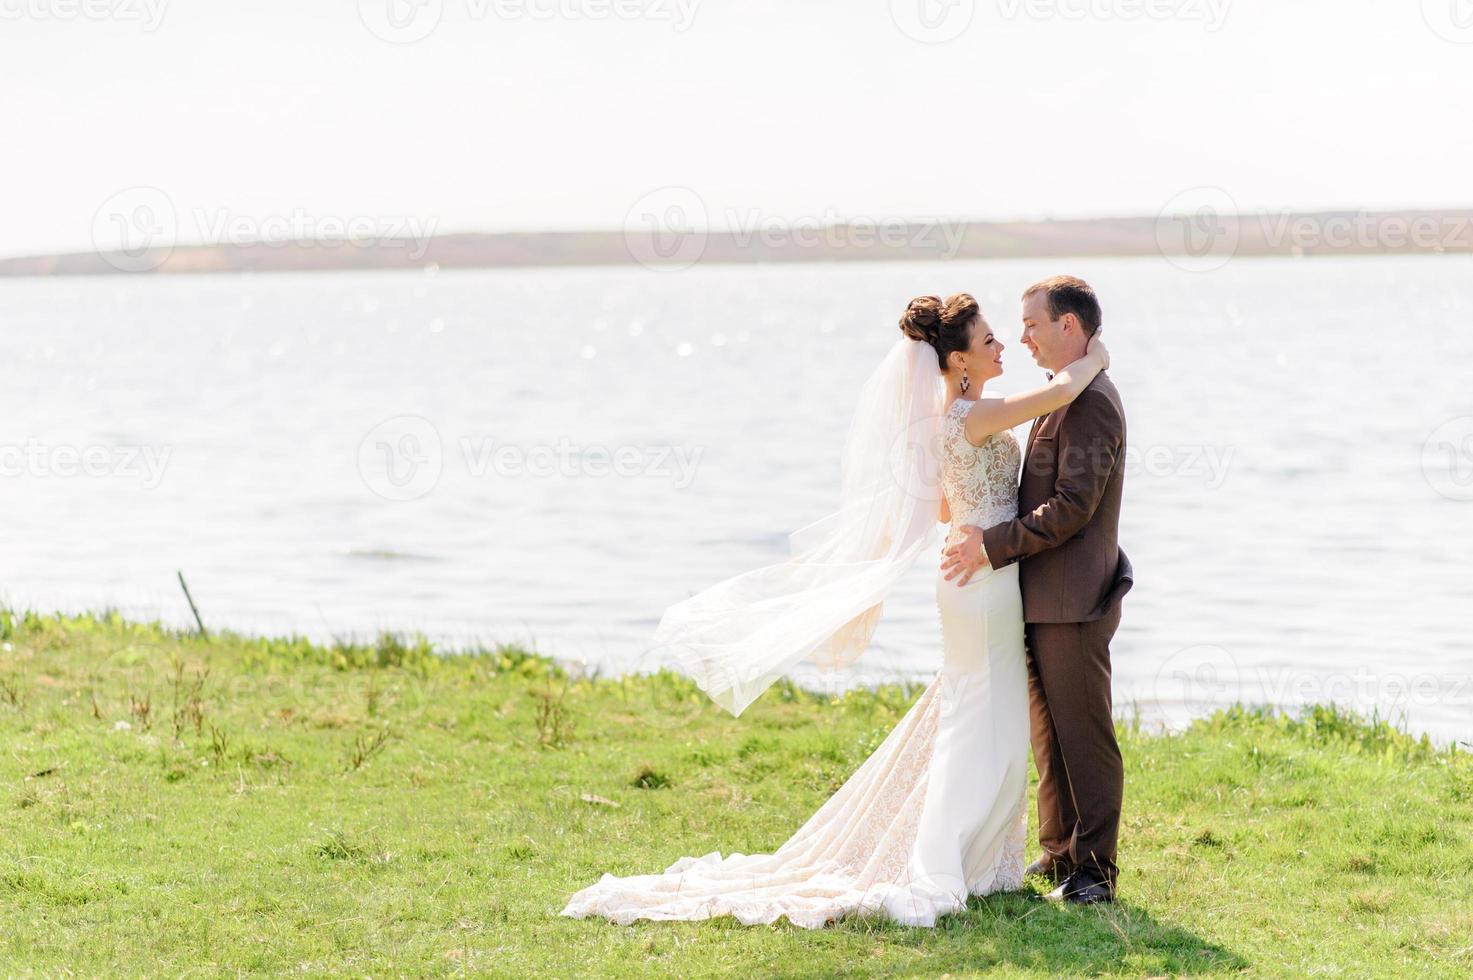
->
<box><xmin>1</xmin><ymin>610</ymin><xmax>1469</xmax><ymax>976</ymax></box>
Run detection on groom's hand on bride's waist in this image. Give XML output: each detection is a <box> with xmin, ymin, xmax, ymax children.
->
<box><xmin>942</xmin><ymin>525</ymin><xmax>989</xmax><ymax>587</ymax></box>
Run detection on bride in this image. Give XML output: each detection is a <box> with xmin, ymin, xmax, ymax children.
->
<box><xmin>561</xmin><ymin>293</ymin><xmax>1109</xmax><ymax>929</ymax></box>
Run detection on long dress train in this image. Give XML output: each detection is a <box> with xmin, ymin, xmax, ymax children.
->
<box><xmin>561</xmin><ymin>398</ymin><xmax>1029</xmax><ymax>928</ymax></box>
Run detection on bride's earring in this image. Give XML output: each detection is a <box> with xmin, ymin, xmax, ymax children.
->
<box><xmin>960</xmin><ymin>369</ymin><xmax>970</xmax><ymax>395</ymax></box>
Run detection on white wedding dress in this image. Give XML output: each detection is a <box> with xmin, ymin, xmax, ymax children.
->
<box><xmin>561</xmin><ymin>397</ymin><xmax>1031</xmax><ymax>929</ymax></box>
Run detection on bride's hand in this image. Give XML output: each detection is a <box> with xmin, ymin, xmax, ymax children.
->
<box><xmin>941</xmin><ymin>526</ymin><xmax>988</xmax><ymax>587</ymax></box>
<box><xmin>1087</xmin><ymin>328</ymin><xmax>1109</xmax><ymax>371</ymax></box>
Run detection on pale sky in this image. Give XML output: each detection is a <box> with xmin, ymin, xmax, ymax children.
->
<box><xmin>3</xmin><ymin>0</ymin><xmax>1471</xmax><ymax>258</ymax></box>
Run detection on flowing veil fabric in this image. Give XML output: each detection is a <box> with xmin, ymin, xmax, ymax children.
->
<box><xmin>652</xmin><ymin>338</ymin><xmax>944</xmax><ymax>715</ymax></box>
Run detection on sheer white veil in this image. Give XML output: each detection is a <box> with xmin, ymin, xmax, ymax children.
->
<box><xmin>652</xmin><ymin>338</ymin><xmax>945</xmax><ymax>716</ymax></box>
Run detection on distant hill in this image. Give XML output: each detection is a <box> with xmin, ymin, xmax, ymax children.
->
<box><xmin>2</xmin><ymin>210</ymin><xmax>1470</xmax><ymax>276</ymax></box>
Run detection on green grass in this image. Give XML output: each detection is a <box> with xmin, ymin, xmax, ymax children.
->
<box><xmin>0</xmin><ymin>609</ymin><xmax>1469</xmax><ymax>977</ymax></box>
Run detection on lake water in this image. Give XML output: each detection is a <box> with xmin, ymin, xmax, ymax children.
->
<box><xmin>3</xmin><ymin>256</ymin><xmax>1470</xmax><ymax>742</ymax></box>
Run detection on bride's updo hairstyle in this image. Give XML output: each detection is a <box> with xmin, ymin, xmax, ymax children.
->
<box><xmin>899</xmin><ymin>293</ymin><xmax>980</xmax><ymax>372</ymax></box>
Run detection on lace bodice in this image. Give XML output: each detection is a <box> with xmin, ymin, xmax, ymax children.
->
<box><xmin>941</xmin><ymin>398</ymin><xmax>1021</xmax><ymax>547</ymax></box>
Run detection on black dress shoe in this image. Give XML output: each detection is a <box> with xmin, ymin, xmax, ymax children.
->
<box><xmin>1024</xmin><ymin>857</ymin><xmax>1071</xmax><ymax>884</ymax></box>
<box><xmin>1044</xmin><ymin>869</ymin><xmax>1114</xmax><ymax>905</ymax></box>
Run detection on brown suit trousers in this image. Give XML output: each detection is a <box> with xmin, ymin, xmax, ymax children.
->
<box><xmin>982</xmin><ymin>373</ymin><xmax>1132</xmax><ymax>888</ymax></box>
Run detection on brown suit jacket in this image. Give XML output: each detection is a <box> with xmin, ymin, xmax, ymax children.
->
<box><xmin>982</xmin><ymin>372</ymin><xmax>1132</xmax><ymax>624</ymax></box>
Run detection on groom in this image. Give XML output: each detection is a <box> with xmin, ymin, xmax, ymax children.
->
<box><xmin>942</xmin><ymin>275</ymin><xmax>1133</xmax><ymax>905</ymax></box>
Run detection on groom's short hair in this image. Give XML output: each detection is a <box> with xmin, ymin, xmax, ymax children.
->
<box><xmin>1023</xmin><ymin>276</ymin><xmax>1102</xmax><ymax>337</ymax></box>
